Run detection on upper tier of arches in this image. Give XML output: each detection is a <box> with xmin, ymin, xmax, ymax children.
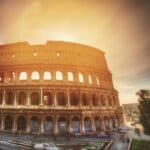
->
<box><xmin>0</xmin><ymin>70</ymin><xmax>113</xmax><ymax>88</ymax></box>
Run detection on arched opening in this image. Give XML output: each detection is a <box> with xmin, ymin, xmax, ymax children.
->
<box><xmin>44</xmin><ymin>116</ymin><xmax>53</xmax><ymax>134</ymax></box>
<box><xmin>96</xmin><ymin>77</ymin><xmax>100</xmax><ymax>85</ymax></box>
<box><xmin>6</xmin><ymin>91</ymin><xmax>14</xmax><ymax>105</ymax></box>
<box><xmin>70</xmin><ymin>92</ymin><xmax>79</xmax><ymax>106</ymax></box>
<box><xmin>92</xmin><ymin>94</ymin><xmax>99</xmax><ymax>106</ymax></box>
<box><xmin>43</xmin><ymin>92</ymin><xmax>53</xmax><ymax>105</ymax></box>
<box><xmin>0</xmin><ymin>118</ymin><xmax>1</xmax><ymax>129</ymax></box>
<box><xmin>68</xmin><ymin>72</ymin><xmax>73</xmax><ymax>81</ymax></box>
<box><xmin>4</xmin><ymin>115</ymin><xmax>13</xmax><ymax>130</ymax></box>
<box><xmin>101</xmin><ymin>95</ymin><xmax>105</xmax><ymax>106</ymax></box>
<box><xmin>113</xmin><ymin>96</ymin><xmax>116</xmax><ymax>106</ymax></box>
<box><xmin>56</xmin><ymin>71</ymin><xmax>63</xmax><ymax>80</ymax></box>
<box><xmin>43</xmin><ymin>71</ymin><xmax>51</xmax><ymax>80</ymax></box>
<box><xmin>17</xmin><ymin>116</ymin><xmax>26</xmax><ymax>131</ymax></box>
<box><xmin>57</xmin><ymin>92</ymin><xmax>67</xmax><ymax>106</ymax></box>
<box><xmin>31</xmin><ymin>92</ymin><xmax>40</xmax><ymax>105</ymax></box>
<box><xmin>82</xmin><ymin>93</ymin><xmax>89</xmax><ymax>106</ymax></box>
<box><xmin>108</xmin><ymin>96</ymin><xmax>112</xmax><ymax>106</ymax></box>
<box><xmin>30</xmin><ymin>116</ymin><xmax>40</xmax><ymax>133</ymax></box>
<box><xmin>0</xmin><ymin>91</ymin><xmax>3</xmax><ymax>104</ymax></box>
<box><xmin>18</xmin><ymin>92</ymin><xmax>27</xmax><ymax>105</ymax></box>
<box><xmin>0</xmin><ymin>72</ymin><xmax>4</xmax><ymax>83</ymax></box>
<box><xmin>84</xmin><ymin>117</ymin><xmax>92</xmax><ymax>132</ymax></box>
<box><xmin>31</xmin><ymin>71</ymin><xmax>40</xmax><ymax>80</ymax></box>
<box><xmin>19</xmin><ymin>72</ymin><xmax>27</xmax><ymax>80</ymax></box>
<box><xmin>88</xmin><ymin>75</ymin><xmax>92</xmax><ymax>84</ymax></box>
<box><xmin>7</xmin><ymin>72</ymin><xmax>15</xmax><ymax>82</ymax></box>
<box><xmin>79</xmin><ymin>73</ymin><xmax>84</xmax><ymax>83</ymax></box>
<box><xmin>95</xmin><ymin>117</ymin><xmax>101</xmax><ymax>131</ymax></box>
<box><xmin>72</xmin><ymin>116</ymin><xmax>80</xmax><ymax>133</ymax></box>
<box><xmin>104</xmin><ymin>116</ymin><xmax>110</xmax><ymax>130</ymax></box>
<box><xmin>58</xmin><ymin>117</ymin><xmax>67</xmax><ymax>135</ymax></box>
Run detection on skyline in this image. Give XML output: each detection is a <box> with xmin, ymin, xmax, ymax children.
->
<box><xmin>0</xmin><ymin>0</ymin><xmax>150</xmax><ymax>104</ymax></box>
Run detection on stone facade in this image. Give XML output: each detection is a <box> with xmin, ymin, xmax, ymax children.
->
<box><xmin>0</xmin><ymin>41</ymin><xmax>123</xmax><ymax>135</ymax></box>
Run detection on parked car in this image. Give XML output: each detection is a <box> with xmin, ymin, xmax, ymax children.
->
<box><xmin>33</xmin><ymin>143</ymin><xmax>60</xmax><ymax>150</ymax></box>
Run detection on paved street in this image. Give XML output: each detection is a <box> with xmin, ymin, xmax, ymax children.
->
<box><xmin>110</xmin><ymin>131</ymin><xmax>129</xmax><ymax>150</ymax></box>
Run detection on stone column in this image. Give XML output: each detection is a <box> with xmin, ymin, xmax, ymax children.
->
<box><xmin>40</xmin><ymin>116</ymin><xmax>44</xmax><ymax>134</ymax></box>
<box><xmin>12</xmin><ymin>116</ymin><xmax>17</xmax><ymax>133</ymax></box>
<box><xmin>26</xmin><ymin>115</ymin><xmax>31</xmax><ymax>133</ymax></box>
<box><xmin>27</xmin><ymin>91</ymin><xmax>30</xmax><ymax>106</ymax></box>
<box><xmin>1</xmin><ymin>116</ymin><xmax>4</xmax><ymax>131</ymax></box>
<box><xmin>101</xmin><ymin>119</ymin><xmax>106</xmax><ymax>131</ymax></box>
<box><xmin>40</xmin><ymin>88</ymin><xmax>43</xmax><ymax>106</ymax></box>
<box><xmin>14</xmin><ymin>91</ymin><xmax>17</xmax><ymax>107</ymax></box>
<box><xmin>54</xmin><ymin>90</ymin><xmax>57</xmax><ymax>107</ymax></box>
<box><xmin>105</xmin><ymin>95</ymin><xmax>109</xmax><ymax>107</ymax></box>
<box><xmin>89</xmin><ymin>93</ymin><xmax>93</xmax><ymax>109</ymax></box>
<box><xmin>80</xmin><ymin>116</ymin><xmax>85</xmax><ymax>133</ymax></box>
<box><xmin>79</xmin><ymin>91</ymin><xmax>82</xmax><ymax>108</ymax></box>
<box><xmin>91</xmin><ymin>117</ymin><xmax>96</xmax><ymax>132</ymax></box>
<box><xmin>67</xmin><ymin>90</ymin><xmax>70</xmax><ymax>108</ymax></box>
<box><xmin>74</xmin><ymin>72</ymin><xmax>78</xmax><ymax>83</ymax></box>
<box><xmin>68</xmin><ymin>116</ymin><xmax>72</xmax><ymax>133</ymax></box>
<box><xmin>2</xmin><ymin>88</ymin><xmax>6</xmax><ymax>106</ymax></box>
<box><xmin>54</xmin><ymin>115</ymin><xmax>58</xmax><ymax>135</ymax></box>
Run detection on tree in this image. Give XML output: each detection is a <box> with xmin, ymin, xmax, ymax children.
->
<box><xmin>137</xmin><ymin>89</ymin><xmax>150</xmax><ymax>135</ymax></box>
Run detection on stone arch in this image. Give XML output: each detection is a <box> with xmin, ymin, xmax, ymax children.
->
<box><xmin>113</xmin><ymin>96</ymin><xmax>116</xmax><ymax>106</ymax></box>
<box><xmin>18</xmin><ymin>92</ymin><xmax>27</xmax><ymax>105</ymax></box>
<box><xmin>0</xmin><ymin>72</ymin><xmax>4</xmax><ymax>83</ymax></box>
<box><xmin>6</xmin><ymin>91</ymin><xmax>14</xmax><ymax>105</ymax></box>
<box><xmin>108</xmin><ymin>95</ymin><xmax>112</xmax><ymax>106</ymax></box>
<box><xmin>31</xmin><ymin>71</ymin><xmax>40</xmax><ymax>80</ymax></box>
<box><xmin>0</xmin><ymin>90</ymin><xmax>3</xmax><ymax>104</ymax></box>
<box><xmin>31</xmin><ymin>92</ymin><xmax>40</xmax><ymax>105</ymax></box>
<box><xmin>101</xmin><ymin>95</ymin><xmax>105</xmax><ymax>106</ymax></box>
<box><xmin>82</xmin><ymin>93</ymin><xmax>89</xmax><ymax>106</ymax></box>
<box><xmin>104</xmin><ymin>116</ymin><xmax>110</xmax><ymax>130</ymax></box>
<box><xmin>44</xmin><ymin>116</ymin><xmax>53</xmax><ymax>134</ymax></box>
<box><xmin>57</xmin><ymin>91</ymin><xmax>67</xmax><ymax>106</ymax></box>
<box><xmin>30</xmin><ymin>116</ymin><xmax>40</xmax><ymax>133</ymax></box>
<box><xmin>68</xmin><ymin>72</ymin><xmax>74</xmax><ymax>81</ymax></box>
<box><xmin>43</xmin><ymin>91</ymin><xmax>53</xmax><ymax>105</ymax></box>
<box><xmin>43</xmin><ymin>71</ymin><xmax>51</xmax><ymax>80</ymax></box>
<box><xmin>71</xmin><ymin>116</ymin><xmax>80</xmax><ymax>133</ymax></box>
<box><xmin>4</xmin><ymin>115</ymin><xmax>13</xmax><ymax>130</ymax></box>
<box><xmin>56</xmin><ymin>71</ymin><xmax>63</xmax><ymax>80</ymax></box>
<box><xmin>58</xmin><ymin>116</ymin><xmax>68</xmax><ymax>135</ymax></box>
<box><xmin>17</xmin><ymin>116</ymin><xmax>26</xmax><ymax>131</ymax></box>
<box><xmin>95</xmin><ymin>117</ymin><xmax>101</xmax><ymax>131</ymax></box>
<box><xmin>92</xmin><ymin>94</ymin><xmax>99</xmax><ymax>106</ymax></box>
<box><xmin>79</xmin><ymin>72</ymin><xmax>84</xmax><ymax>83</ymax></box>
<box><xmin>0</xmin><ymin>117</ymin><xmax>1</xmax><ymax>129</ymax></box>
<box><xmin>84</xmin><ymin>117</ymin><xmax>92</xmax><ymax>132</ymax></box>
<box><xmin>19</xmin><ymin>72</ymin><xmax>27</xmax><ymax>80</ymax></box>
<box><xmin>70</xmin><ymin>91</ymin><xmax>79</xmax><ymax>106</ymax></box>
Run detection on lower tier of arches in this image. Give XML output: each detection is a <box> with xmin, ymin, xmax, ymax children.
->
<box><xmin>0</xmin><ymin>112</ymin><xmax>122</xmax><ymax>135</ymax></box>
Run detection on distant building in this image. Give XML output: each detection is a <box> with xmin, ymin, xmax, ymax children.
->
<box><xmin>122</xmin><ymin>103</ymin><xmax>139</xmax><ymax>124</ymax></box>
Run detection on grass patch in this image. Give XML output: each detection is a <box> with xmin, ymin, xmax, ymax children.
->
<box><xmin>130</xmin><ymin>139</ymin><xmax>150</xmax><ymax>150</ymax></box>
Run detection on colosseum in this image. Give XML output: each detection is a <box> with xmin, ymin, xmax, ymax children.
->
<box><xmin>0</xmin><ymin>41</ymin><xmax>123</xmax><ymax>135</ymax></box>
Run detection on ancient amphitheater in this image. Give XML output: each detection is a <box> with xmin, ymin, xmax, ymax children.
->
<box><xmin>0</xmin><ymin>41</ymin><xmax>123</xmax><ymax>135</ymax></box>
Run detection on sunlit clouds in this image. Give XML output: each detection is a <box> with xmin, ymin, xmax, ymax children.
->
<box><xmin>0</xmin><ymin>0</ymin><xmax>150</xmax><ymax>104</ymax></box>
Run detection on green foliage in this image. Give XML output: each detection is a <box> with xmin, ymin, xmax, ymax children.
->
<box><xmin>137</xmin><ymin>90</ymin><xmax>150</xmax><ymax>135</ymax></box>
<box><xmin>130</xmin><ymin>139</ymin><xmax>150</xmax><ymax>150</ymax></box>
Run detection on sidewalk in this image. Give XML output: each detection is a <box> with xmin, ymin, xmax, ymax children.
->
<box><xmin>110</xmin><ymin>132</ymin><xmax>129</xmax><ymax>150</ymax></box>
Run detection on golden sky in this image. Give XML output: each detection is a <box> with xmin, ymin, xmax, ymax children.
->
<box><xmin>0</xmin><ymin>0</ymin><xmax>150</xmax><ymax>104</ymax></box>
